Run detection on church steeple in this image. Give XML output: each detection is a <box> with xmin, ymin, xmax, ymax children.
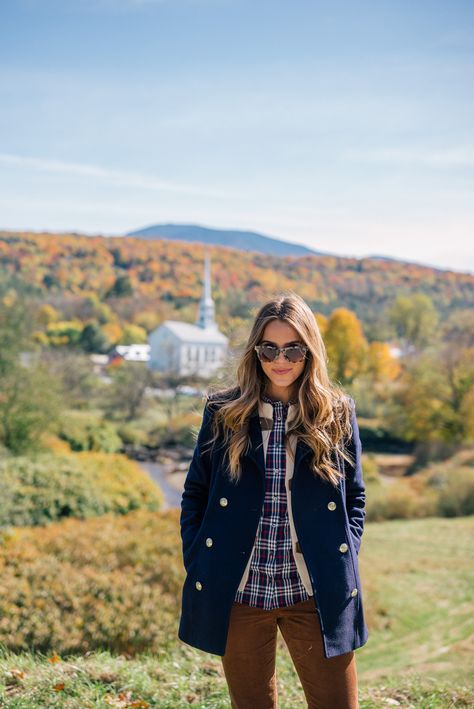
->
<box><xmin>196</xmin><ymin>251</ymin><xmax>217</xmax><ymax>329</ymax></box>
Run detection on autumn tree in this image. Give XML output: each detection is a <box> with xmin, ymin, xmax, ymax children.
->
<box><xmin>120</xmin><ymin>324</ymin><xmax>148</xmax><ymax>344</ymax></box>
<box><xmin>365</xmin><ymin>341</ymin><xmax>401</xmax><ymax>382</ymax></box>
<box><xmin>324</xmin><ymin>308</ymin><xmax>368</xmax><ymax>385</ymax></box>
<box><xmin>314</xmin><ymin>312</ymin><xmax>328</xmax><ymax>337</ymax></box>
<box><xmin>37</xmin><ymin>304</ymin><xmax>60</xmax><ymax>326</ymax></box>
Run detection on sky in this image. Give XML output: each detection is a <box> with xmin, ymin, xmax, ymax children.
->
<box><xmin>1</xmin><ymin>0</ymin><xmax>473</xmax><ymax>274</ymax></box>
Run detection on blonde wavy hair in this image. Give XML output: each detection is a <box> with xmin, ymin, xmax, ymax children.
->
<box><xmin>204</xmin><ymin>291</ymin><xmax>355</xmax><ymax>487</ymax></box>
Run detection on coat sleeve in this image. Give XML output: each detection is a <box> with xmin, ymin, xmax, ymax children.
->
<box><xmin>344</xmin><ymin>398</ymin><xmax>366</xmax><ymax>556</ymax></box>
<box><xmin>180</xmin><ymin>399</ymin><xmax>214</xmax><ymax>570</ymax></box>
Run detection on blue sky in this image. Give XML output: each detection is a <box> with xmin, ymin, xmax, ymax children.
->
<box><xmin>1</xmin><ymin>0</ymin><xmax>473</xmax><ymax>273</ymax></box>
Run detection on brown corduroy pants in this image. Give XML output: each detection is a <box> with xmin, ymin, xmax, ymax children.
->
<box><xmin>221</xmin><ymin>598</ymin><xmax>359</xmax><ymax>709</ymax></box>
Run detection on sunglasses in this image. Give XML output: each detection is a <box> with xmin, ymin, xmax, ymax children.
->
<box><xmin>254</xmin><ymin>343</ymin><xmax>308</xmax><ymax>363</ymax></box>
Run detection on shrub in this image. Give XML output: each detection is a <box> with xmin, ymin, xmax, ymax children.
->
<box><xmin>365</xmin><ymin>449</ymin><xmax>474</xmax><ymax>521</ymax></box>
<box><xmin>0</xmin><ymin>452</ymin><xmax>164</xmax><ymax>527</ymax></box>
<box><xmin>149</xmin><ymin>411</ymin><xmax>201</xmax><ymax>449</ymax></box>
<box><xmin>361</xmin><ymin>452</ymin><xmax>380</xmax><ymax>484</ymax></box>
<box><xmin>58</xmin><ymin>411</ymin><xmax>122</xmax><ymax>453</ymax></box>
<box><xmin>116</xmin><ymin>423</ymin><xmax>149</xmax><ymax>447</ymax></box>
<box><xmin>366</xmin><ymin>479</ymin><xmax>438</xmax><ymax>522</ymax></box>
<box><xmin>426</xmin><ymin>465</ymin><xmax>474</xmax><ymax>517</ymax></box>
<box><xmin>0</xmin><ymin>509</ymin><xmax>181</xmax><ymax>655</ymax></box>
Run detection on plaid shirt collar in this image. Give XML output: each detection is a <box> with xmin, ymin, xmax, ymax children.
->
<box><xmin>259</xmin><ymin>392</ymin><xmax>298</xmax><ymax>425</ymax></box>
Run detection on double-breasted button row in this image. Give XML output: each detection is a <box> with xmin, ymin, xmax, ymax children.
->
<box><xmin>195</xmin><ymin>537</ymin><xmax>214</xmax><ymax>590</ymax></box>
<box><xmin>195</xmin><ymin>499</ymin><xmax>227</xmax><ymax>591</ymax></box>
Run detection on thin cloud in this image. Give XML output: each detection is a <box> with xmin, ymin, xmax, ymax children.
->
<box><xmin>0</xmin><ymin>153</ymin><xmax>237</xmax><ymax>199</ymax></box>
<box><xmin>343</xmin><ymin>146</ymin><xmax>474</xmax><ymax>168</ymax></box>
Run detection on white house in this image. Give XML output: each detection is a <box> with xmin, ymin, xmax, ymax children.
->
<box><xmin>112</xmin><ymin>344</ymin><xmax>151</xmax><ymax>362</ymax></box>
<box><xmin>148</xmin><ymin>252</ymin><xmax>228</xmax><ymax>377</ymax></box>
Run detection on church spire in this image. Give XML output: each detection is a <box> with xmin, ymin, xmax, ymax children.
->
<box><xmin>196</xmin><ymin>250</ymin><xmax>217</xmax><ymax>329</ymax></box>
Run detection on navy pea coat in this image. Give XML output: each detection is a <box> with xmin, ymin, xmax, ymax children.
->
<box><xmin>178</xmin><ymin>391</ymin><xmax>369</xmax><ymax>659</ymax></box>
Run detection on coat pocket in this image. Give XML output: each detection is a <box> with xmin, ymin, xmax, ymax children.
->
<box><xmin>184</xmin><ymin>525</ymin><xmax>206</xmax><ymax>572</ymax></box>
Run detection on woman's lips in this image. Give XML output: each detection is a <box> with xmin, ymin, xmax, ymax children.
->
<box><xmin>273</xmin><ymin>368</ymin><xmax>291</xmax><ymax>374</ymax></box>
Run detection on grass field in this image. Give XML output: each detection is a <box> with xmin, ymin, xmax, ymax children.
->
<box><xmin>0</xmin><ymin>515</ymin><xmax>472</xmax><ymax>708</ymax></box>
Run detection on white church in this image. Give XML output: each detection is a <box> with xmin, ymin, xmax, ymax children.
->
<box><xmin>148</xmin><ymin>253</ymin><xmax>228</xmax><ymax>377</ymax></box>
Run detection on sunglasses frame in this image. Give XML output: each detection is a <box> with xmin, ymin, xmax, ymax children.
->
<box><xmin>254</xmin><ymin>343</ymin><xmax>309</xmax><ymax>363</ymax></box>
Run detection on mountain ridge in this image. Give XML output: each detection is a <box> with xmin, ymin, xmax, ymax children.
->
<box><xmin>126</xmin><ymin>223</ymin><xmax>330</xmax><ymax>258</ymax></box>
<box><xmin>125</xmin><ymin>222</ymin><xmax>459</xmax><ymax>273</ymax></box>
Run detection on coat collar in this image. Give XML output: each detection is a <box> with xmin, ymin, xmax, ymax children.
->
<box><xmin>244</xmin><ymin>402</ymin><xmax>312</xmax><ymax>476</ymax></box>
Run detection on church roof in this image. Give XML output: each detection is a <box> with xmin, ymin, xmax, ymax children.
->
<box><xmin>160</xmin><ymin>320</ymin><xmax>228</xmax><ymax>343</ymax></box>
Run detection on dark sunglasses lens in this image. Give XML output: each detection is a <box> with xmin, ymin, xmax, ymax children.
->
<box><xmin>260</xmin><ymin>346</ymin><xmax>277</xmax><ymax>362</ymax></box>
<box><xmin>257</xmin><ymin>345</ymin><xmax>306</xmax><ymax>362</ymax></box>
<box><xmin>286</xmin><ymin>346</ymin><xmax>306</xmax><ymax>362</ymax></box>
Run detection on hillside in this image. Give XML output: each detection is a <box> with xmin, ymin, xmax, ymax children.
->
<box><xmin>1</xmin><ymin>231</ymin><xmax>472</xmax><ymax>329</ymax></box>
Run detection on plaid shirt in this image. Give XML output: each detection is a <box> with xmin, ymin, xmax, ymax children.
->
<box><xmin>234</xmin><ymin>394</ymin><xmax>311</xmax><ymax>609</ymax></box>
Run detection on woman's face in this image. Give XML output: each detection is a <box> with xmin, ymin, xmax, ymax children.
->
<box><xmin>257</xmin><ymin>320</ymin><xmax>307</xmax><ymax>400</ymax></box>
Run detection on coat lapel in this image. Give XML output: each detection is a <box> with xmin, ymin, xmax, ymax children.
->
<box><xmin>244</xmin><ymin>411</ymin><xmax>266</xmax><ymax>473</ymax></box>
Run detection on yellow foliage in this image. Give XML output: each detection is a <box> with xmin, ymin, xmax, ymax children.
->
<box><xmin>102</xmin><ymin>322</ymin><xmax>123</xmax><ymax>345</ymax></box>
<box><xmin>40</xmin><ymin>433</ymin><xmax>72</xmax><ymax>453</ymax></box>
<box><xmin>0</xmin><ymin>509</ymin><xmax>183</xmax><ymax>655</ymax></box>
<box><xmin>324</xmin><ymin>308</ymin><xmax>368</xmax><ymax>383</ymax></box>
<box><xmin>366</xmin><ymin>341</ymin><xmax>401</xmax><ymax>381</ymax></box>
<box><xmin>38</xmin><ymin>304</ymin><xmax>59</xmax><ymax>325</ymax></box>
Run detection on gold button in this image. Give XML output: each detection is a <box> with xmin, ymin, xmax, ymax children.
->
<box><xmin>195</xmin><ymin>581</ymin><xmax>202</xmax><ymax>591</ymax></box>
<box><xmin>351</xmin><ymin>588</ymin><xmax>358</xmax><ymax>597</ymax></box>
<box><xmin>219</xmin><ymin>497</ymin><xmax>228</xmax><ymax>507</ymax></box>
<box><xmin>339</xmin><ymin>543</ymin><xmax>348</xmax><ymax>553</ymax></box>
<box><xmin>206</xmin><ymin>537</ymin><xmax>213</xmax><ymax>547</ymax></box>
<box><xmin>327</xmin><ymin>501</ymin><xmax>337</xmax><ymax>511</ymax></box>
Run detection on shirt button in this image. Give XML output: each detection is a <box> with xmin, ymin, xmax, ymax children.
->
<box><xmin>219</xmin><ymin>497</ymin><xmax>228</xmax><ymax>507</ymax></box>
<box><xmin>327</xmin><ymin>501</ymin><xmax>337</xmax><ymax>511</ymax></box>
<box><xmin>339</xmin><ymin>543</ymin><xmax>348</xmax><ymax>553</ymax></box>
<box><xmin>206</xmin><ymin>538</ymin><xmax>213</xmax><ymax>547</ymax></box>
<box><xmin>195</xmin><ymin>581</ymin><xmax>203</xmax><ymax>591</ymax></box>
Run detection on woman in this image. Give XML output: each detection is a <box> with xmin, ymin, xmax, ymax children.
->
<box><xmin>179</xmin><ymin>292</ymin><xmax>368</xmax><ymax>708</ymax></box>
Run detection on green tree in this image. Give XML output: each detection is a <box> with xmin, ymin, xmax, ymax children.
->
<box><xmin>387</xmin><ymin>293</ymin><xmax>439</xmax><ymax>351</ymax></box>
<box><xmin>104</xmin><ymin>362</ymin><xmax>153</xmax><ymax>422</ymax></box>
<box><xmin>40</xmin><ymin>349</ymin><xmax>99</xmax><ymax>409</ymax></box>
<box><xmin>385</xmin><ymin>342</ymin><xmax>473</xmax><ymax>446</ymax></box>
<box><xmin>79</xmin><ymin>321</ymin><xmax>110</xmax><ymax>353</ymax></box>
<box><xmin>0</xmin><ymin>294</ymin><xmax>63</xmax><ymax>454</ymax></box>
<box><xmin>106</xmin><ymin>275</ymin><xmax>133</xmax><ymax>298</ymax></box>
